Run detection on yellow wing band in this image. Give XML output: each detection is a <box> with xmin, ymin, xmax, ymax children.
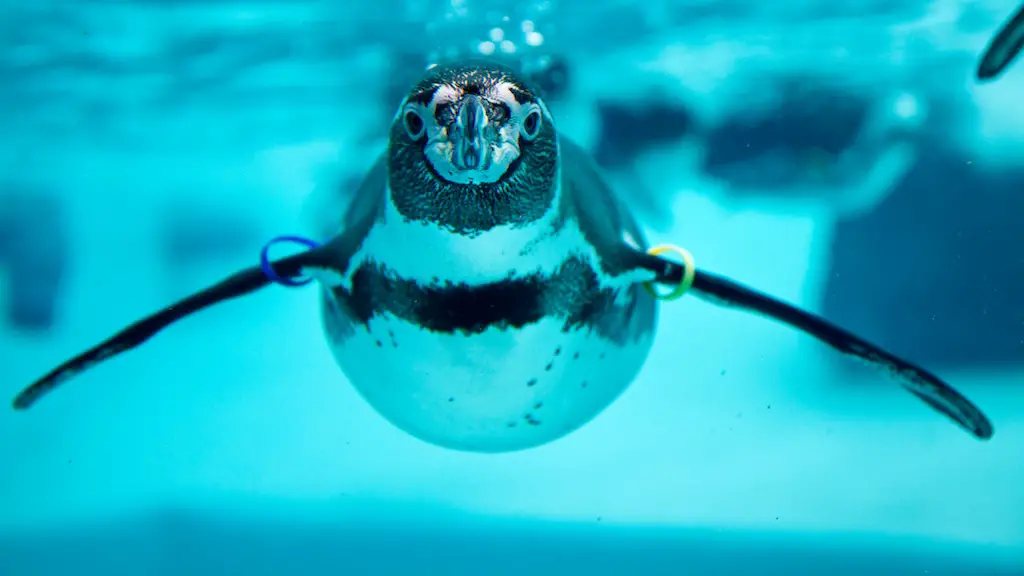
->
<box><xmin>643</xmin><ymin>244</ymin><xmax>696</xmax><ymax>302</ymax></box>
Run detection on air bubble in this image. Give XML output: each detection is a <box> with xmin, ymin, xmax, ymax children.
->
<box><xmin>477</xmin><ymin>41</ymin><xmax>496</xmax><ymax>56</ymax></box>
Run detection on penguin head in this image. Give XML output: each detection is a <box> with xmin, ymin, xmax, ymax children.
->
<box><xmin>387</xmin><ymin>60</ymin><xmax>560</xmax><ymax>234</ymax></box>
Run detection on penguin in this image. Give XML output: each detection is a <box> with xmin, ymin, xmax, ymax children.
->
<box><xmin>977</xmin><ymin>2</ymin><xmax>1024</xmax><ymax>82</ymax></box>
<box><xmin>10</xmin><ymin>60</ymin><xmax>994</xmax><ymax>451</ymax></box>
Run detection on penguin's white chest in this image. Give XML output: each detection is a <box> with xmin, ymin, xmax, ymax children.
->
<box><xmin>325</xmin><ymin>308</ymin><xmax>651</xmax><ymax>452</ymax></box>
<box><xmin>318</xmin><ymin>214</ymin><xmax>657</xmax><ymax>452</ymax></box>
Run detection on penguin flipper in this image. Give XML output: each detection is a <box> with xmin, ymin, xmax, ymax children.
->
<box><xmin>558</xmin><ymin>135</ymin><xmax>654</xmax><ymax>270</ymax></box>
<box><xmin>301</xmin><ymin>148</ymin><xmax>387</xmax><ymax>241</ymax></box>
<box><xmin>11</xmin><ymin>244</ymin><xmax>341</xmax><ymax>411</ymax></box>
<box><xmin>629</xmin><ymin>250</ymin><xmax>994</xmax><ymax>440</ymax></box>
<box><xmin>977</xmin><ymin>2</ymin><xmax>1024</xmax><ymax>81</ymax></box>
<box><xmin>303</xmin><ymin>153</ymin><xmax>388</xmax><ymax>241</ymax></box>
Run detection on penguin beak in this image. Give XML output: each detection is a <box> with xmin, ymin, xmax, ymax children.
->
<box><xmin>450</xmin><ymin>95</ymin><xmax>489</xmax><ymax>171</ymax></box>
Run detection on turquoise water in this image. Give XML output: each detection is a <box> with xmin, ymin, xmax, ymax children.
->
<box><xmin>2</xmin><ymin>1</ymin><xmax>1024</xmax><ymax>574</ymax></box>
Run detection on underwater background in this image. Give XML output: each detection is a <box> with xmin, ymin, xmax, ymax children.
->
<box><xmin>2</xmin><ymin>0</ymin><xmax>1024</xmax><ymax>574</ymax></box>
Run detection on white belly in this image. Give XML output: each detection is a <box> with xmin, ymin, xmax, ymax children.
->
<box><xmin>321</xmin><ymin>302</ymin><xmax>655</xmax><ymax>452</ymax></box>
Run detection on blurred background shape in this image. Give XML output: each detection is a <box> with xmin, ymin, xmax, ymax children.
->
<box><xmin>823</xmin><ymin>141</ymin><xmax>1024</xmax><ymax>373</ymax></box>
<box><xmin>0</xmin><ymin>187</ymin><xmax>68</xmax><ymax>333</ymax></box>
<box><xmin>157</xmin><ymin>199</ymin><xmax>263</xmax><ymax>270</ymax></box>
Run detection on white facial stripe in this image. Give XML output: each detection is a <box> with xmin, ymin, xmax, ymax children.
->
<box><xmin>536</xmin><ymin>97</ymin><xmax>555</xmax><ymax>123</ymax></box>
<box><xmin>429</xmin><ymin>81</ymin><xmax>522</xmax><ymax>112</ymax></box>
<box><xmin>395</xmin><ymin>81</ymin><xmax>552</xmax><ymax>129</ymax></box>
<box><xmin>431</xmin><ymin>85</ymin><xmax>461</xmax><ymax>110</ymax></box>
<box><xmin>488</xmin><ymin>82</ymin><xmax>520</xmax><ymax>110</ymax></box>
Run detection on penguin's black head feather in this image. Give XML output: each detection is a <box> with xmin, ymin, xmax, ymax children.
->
<box><xmin>387</xmin><ymin>59</ymin><xmax>559</xmax><ymax>236</ymax></box>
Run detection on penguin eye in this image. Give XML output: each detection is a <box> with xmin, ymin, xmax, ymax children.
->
<box><xmin>402</xmin><ymin>108</ymin><xmax>426</xmax><ymax>140</ymax></box>
<box><xmin>521</xmin><ymin>108</ymin><xmax>542</xmax><ymax>141</ymax></box>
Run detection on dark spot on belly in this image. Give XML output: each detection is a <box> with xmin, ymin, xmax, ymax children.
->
<box><xmin>448</xmin><ymin>397</ymin><xmax>455</xmax><ymax>402</ymax></box>
<box><xmin>545</xmin><ymin>363</ymin><xmax>553</xmax><ymax>371</ymax></box>
<box><xmin>534</xmin><ymin>402</ymin><xmax>543</xmax><ymax>409</ymax></box>
<box><xmin>581</xmin><ymin>381</ymin><xmax>588</xmax><ymax>388</ymax></box>
<box><xmin>526</xmin><ymin>378</ymin><xmax>537</xmax><ymax>387</ymax></box>
<box><xmin>524</xmin><ymin>413</ymin><xmax>541</xmax><ymax>426</ymax></box>
<box><xmin>572</xmin><ymin>352</ymin><xmax>579</xmax><ymax>360</ymax></box>
<box><xmin>387</xmin><ymin>329</ymin><xmax>398</xmax><ymax>348</ymax></box>
<box><xmin>375</xmin><ymin>340</ymin><xmax>382</xmax><ymax>347</ymax></box>
<box><xmin>554</xmin><ymin>347</ymin><xmax>562</xmax><ymax>356</ymax></box>
<box><xmin>599</xmin><ymin>353</ymin><xmax>606</xmax><ymax>360</ymax></box>
<box><xmin>507</xmin><ymin>422</ymin><xmax>517</xmax><ymax>428</ymax></box>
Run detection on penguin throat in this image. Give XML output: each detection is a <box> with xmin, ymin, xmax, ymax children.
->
<box><xmin>389</xmin><ymin>156</ymin><xmax>558</xmax><ymax>238</ymax></box>
<box><xmin>392</xmin><ymin>176</ymin><xmax>555</xmax><ymax>236</ymax></box>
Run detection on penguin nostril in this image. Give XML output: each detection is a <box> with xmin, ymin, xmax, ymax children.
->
<box><xmin>462</xmin><ymin>146</ymin><xmax>480</xmax><ymax>170</ymax></box>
